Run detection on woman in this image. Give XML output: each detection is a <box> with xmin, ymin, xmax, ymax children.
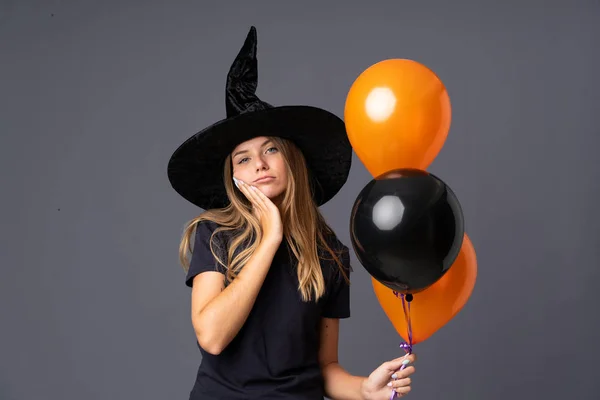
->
<box><xmin>167</xmin><ymin>26</ymin><xmax>416</xmax><ymax>400</ymax></box>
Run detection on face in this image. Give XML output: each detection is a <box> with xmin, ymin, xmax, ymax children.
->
<box><xmin>231</xmin><ymin>136</ymin><xmax>288</xmax><ymax>201</ymax></box>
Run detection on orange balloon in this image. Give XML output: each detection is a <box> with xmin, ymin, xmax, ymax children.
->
<box><xmin>344</xmin><ymin>59</ymin><xmax>451</xmax><ymax>177</ymax></box>
<box><xmin>372</xmin><ymin>233</ymin><xmax>477</xmax><ymax>344</ymax></box>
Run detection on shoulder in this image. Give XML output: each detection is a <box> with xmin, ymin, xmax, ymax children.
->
<box><xmin>193</xmin><ymin>219</ymin><xmax>229</xmax><ymax>244</ymax></box>
<box><xmin>185</xmin><ymin>219</ymin><xmax>232</xmax><ymax>287</ymax></box>
<box><xmin>194</xmin><ymin>219</ymin><xmax>220</xmax><ymax>237</ymax></box>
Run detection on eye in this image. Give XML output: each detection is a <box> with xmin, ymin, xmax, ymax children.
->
<box><xmin>266</xmin><ymin>147</ymin><xmax>278</xmax><ymax>154</ymax></box>
<box><xmin>237</xmin><ymin>157</ymin><xmax>249</xmax><ymax>164</ymax></box>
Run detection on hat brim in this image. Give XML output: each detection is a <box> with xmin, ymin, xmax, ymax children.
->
<box><xmin>167</xmin><ymin>105</ymin><xmax>352</xmax><ymax>210</ymax></box>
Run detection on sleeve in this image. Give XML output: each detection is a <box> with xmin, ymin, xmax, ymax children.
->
<box><xmin>185</xmin><ymin>221</ymin><xmax>228</xmax><ymax>288</ymax></box>
<box><xmin>321</xmin><ymin>245</ymin><xmax>351</xmax><ymax>319</ymax></box>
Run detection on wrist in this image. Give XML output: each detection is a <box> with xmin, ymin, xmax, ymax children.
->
<box><xmin>262</xmin><ymin>231</ymin><xmax>282</xmax><ymax>246</ymax></box>
<box><xmin>259</xmin><ymin>236</ymin><xmax>282</xmax><ymax>251</ymax></box>
<box><xmin>359</xmin><ymin>377</ymin><xmax>369</xmax><ymax>400</ymax></box>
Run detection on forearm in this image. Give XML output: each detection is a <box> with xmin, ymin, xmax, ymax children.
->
<box><xmin>322</xmin><ymin>362</ymin><xmax>366</xmax><ymax>400</ymax></box>
<box><xmin>195</xmin><ymin>239</ymin><xmax>280</xmax><ymax>353</ymax></box>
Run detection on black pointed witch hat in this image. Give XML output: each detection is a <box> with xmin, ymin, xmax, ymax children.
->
<box><xmin>167</xmin><ymin>26</ymin><xmax>352</xmax><ymax>210</ymax></box>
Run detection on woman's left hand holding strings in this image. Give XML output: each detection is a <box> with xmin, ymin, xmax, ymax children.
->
<box><xmin>360</xmin><ymin>353</ymin><xmax>416</xmax><ymax>399</ymax></box>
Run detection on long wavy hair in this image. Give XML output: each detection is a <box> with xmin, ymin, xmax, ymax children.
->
<box><xmin>178</xmin><ymin>136</ymin><xmax>349</xmax><ymax>302</ymax></box>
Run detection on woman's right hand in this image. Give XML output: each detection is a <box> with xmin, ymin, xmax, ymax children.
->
<box><xmin>234</xmin><ymin>177</ymin><xmax>283</xmax><ymax>245</ymax></box>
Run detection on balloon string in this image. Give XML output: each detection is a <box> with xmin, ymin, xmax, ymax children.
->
<box><xmin>390</xmin><ymin>292</ymin><xmax>413</xmax><ymax>400</ymax></box>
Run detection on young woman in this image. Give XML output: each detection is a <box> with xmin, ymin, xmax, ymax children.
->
<box><xmin>167</xmin><ymin>27</ymin><xmax>416</xmax><ymax>400</ymax></box>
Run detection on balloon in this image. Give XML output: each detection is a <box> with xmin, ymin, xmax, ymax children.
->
<box><xmin>350</xmin><ymin>168</ymin><xmax>464</xmax><ymax>294</ymax></box>
<box><xmin>372</xmin><ymin>234</ymin><xmax>477</xmax><ymax>344</ymax></box>
<box><xmin>344</xmin><ymin>59</ymin><xmax>451</xmax><ymax>176</ymax></box>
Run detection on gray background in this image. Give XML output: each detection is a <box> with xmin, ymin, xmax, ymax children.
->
<box><xmin>1</xmin><ymin>0</ymin><xmax>598</xmax><ymax>399</ymax></box>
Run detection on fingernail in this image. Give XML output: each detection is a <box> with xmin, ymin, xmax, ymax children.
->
<box><xmin>387</xmin><ymin>382</ymin><xmax>392</xmax><ymax>387</ymax></box>
<box><xmin>391</xmin><ymin>373</ymin><xmax>398</xmax><ymax>379</ymax></box>
<box><xmin>402</xmin><ymin>359</ymin><xmax>410</xmax><ymax>365</ymax></box>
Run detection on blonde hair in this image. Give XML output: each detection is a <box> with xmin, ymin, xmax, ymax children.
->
<box><xmin>178</xmin><ymin>136</ymin><xmax>349</xmax><ymax>302</ymax></box>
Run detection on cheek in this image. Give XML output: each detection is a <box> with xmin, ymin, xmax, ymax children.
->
<box><xmin>275</xmin><ymin>159</ymin><xmax>288</xmax><ymax>183</ymax></box>
<box><xmin>233</xmin><ymin>166</ymin><xmax>251</xmax><ymax>182</ymax></box>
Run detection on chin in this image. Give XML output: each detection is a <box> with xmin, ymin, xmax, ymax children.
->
<box><xmin>264</xmin><ymin>190</ymin><xmax>284</xmax><ymax>200</ymax></box>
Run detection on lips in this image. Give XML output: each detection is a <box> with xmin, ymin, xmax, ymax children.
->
<box><xmin>254</xmin><ymin>176</ymin><xmax>275</xmax><ymax>183</ymax></box>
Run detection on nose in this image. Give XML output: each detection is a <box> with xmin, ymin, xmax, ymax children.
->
<box><xmin>254</xmin><ymin>155</ymin><xmax>269</xmax><ymax>171</ymax></box>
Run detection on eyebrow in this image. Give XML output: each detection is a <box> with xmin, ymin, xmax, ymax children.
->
<box><xmin>232</xmin><ymin>139</ymin><xmax>272</xmax><ymax>159</ymax></box>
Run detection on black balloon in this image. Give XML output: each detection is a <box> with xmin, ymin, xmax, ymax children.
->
<box><xmin>350</xmin><ymin>168</ymin><xmax>465</xmax><ymax>294</ymax></box>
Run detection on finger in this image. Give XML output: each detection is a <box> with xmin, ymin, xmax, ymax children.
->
<box><xmin>237</xmin><ymin>184</ymin><xmax>256</xmax><ymax>205</ymax></box>
<box><xmin>394</xmin><ymin>385</ymin><xmax>411</xmax><ymax>395</ymax></box>
<box><xmin>388</xmin><ymin>377</ymin><xmax>411</xmax><ymax>389</ymax></box>
<box><xmin>242</xmin><ymin>180</ymin><xmax>269</xmax><ymax>200</ymax></box>
<box><xmin>233</xmin><ymin>177</ymin><xmax>246</xmax><ymax>192</ymax></box>
<box><xmin>250</xmin><ymin>183</ymin><xmax>277</xmax><ymax>208</ymax></box>
<box><xmin>248</xmin><ymin>185</ymin><xmax>267</xmax><ymax>208</ymax></box>
<box><xmin>384</xmin><ymin>354</ymin><xmax>413</xmax><ymax>374</ymax></box>
<box><xmin>236</xmin><ymin>180</ymin><xmax>262</xmax><ymax>206</ymax></box>
<box><xmin>367</xmin><ymin>360</ymin><xmax>407</xmax><ymax>387</ymax></box>
<box><xmin>249</xmin><ymin>183</ymin><xmax>268</xmax><ymax>199</ymax></box>
<box><xmin>392</xmin><ymin>366</ymin><xmax>415</xmax><ymax>380</ymax></box>
<box><xmin>384</xmin><ymin>356</ymin><xmax>406</xmax><ymax>370</ymax></box>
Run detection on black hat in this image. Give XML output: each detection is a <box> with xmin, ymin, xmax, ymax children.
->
<box><xmin>167</xmin><ymin>26</ymin><xmax>352</xmax><ymax>210</ymax></box>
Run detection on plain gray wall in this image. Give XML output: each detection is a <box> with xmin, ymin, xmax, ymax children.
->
<box><xmin>1</xmin><ymin>0</ymin><xmax>598</xmax><ymax>399</ymax></box>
